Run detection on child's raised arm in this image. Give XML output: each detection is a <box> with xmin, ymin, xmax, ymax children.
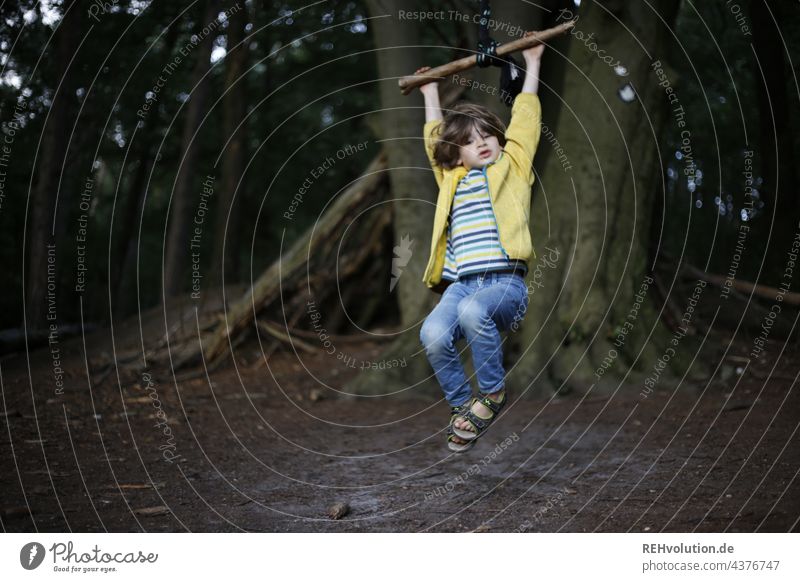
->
<box><xmin>520</xmin><ymin>34</ymin><xmax>544</xmax><ymax>94</ymax></box>
<box><xmin>504</xmin><ymin>36</ymin><xmax>545</xmax><ymax>183</ymax></box>
<box><xmin>417</xmin><ymin>66</ymin><xmax>445</xmax><ymax>186</ymax></box>
<box><xmin>415</xmin><ymin>66</ymin><xmax>443</xmax><ymax>122</ymax></box>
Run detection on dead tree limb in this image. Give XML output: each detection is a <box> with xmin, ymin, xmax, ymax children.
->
<box><xmin>680</xmin><ymin>262</ymin><xmax>800</xmax><ymax>306</ymax></box>
<box><xmin>398</xmin><ymin>21</ymin><xmax>575</xmax><ymax>95</ymax></box>
<box><xmin>200</xmin><ymin>154</ymin><xmax>389</xmax><ymax>366</ymax></box>
<box><xmin>257</xmin><ymin>320</ymin><xmax>318</xmax><ymax>354</ymax></box>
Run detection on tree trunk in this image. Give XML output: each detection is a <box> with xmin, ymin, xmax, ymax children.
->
<box><xmin>26</xmin><ymin>0</ymin><xmax>80</xmax><ymax>332</ymax></box>
<box><xmin>112</xmin><ymin>144</ymin><xmax>155</xmax><ymax>320</ymax></box>
<box><xmin>507</xmin><ymin>0</ymin><xmax>694</xmax><ymax>397</ymax></box>
<box><xmin>163</xmin><ymin>0</ymin><xmax>217</xmax><ymax>298</ymax></box>
<box><xmin>338</xmin><ymin>0</ymin><xmax>445</xmax><ymax>398</ymax></box>
<box><xmin>346</xmin><ymin>1</ymin><xmax>571</xmax><ymax>399</ymax></box>
<box><xmin>344</xmin><ymin>0</ymin><xmax>500</xmax><ymax>398</ymax></box>
<box><xmin>113</xmin><ymin>22</ymin><xmax>180</xmax><ymax>319</ymax></box>
<box><xmin>363</xmin><ymin>0</ymin><xmax>439</xmax><ymax>325</ymax></box>
<box><xmin>210</xmin><ymin>0</ymin><xmax>249</xmax><ymax>288</ymax></box>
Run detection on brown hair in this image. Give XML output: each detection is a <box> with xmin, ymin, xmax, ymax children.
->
<box><xmin>432</xmin><ymin>102</ymin><xmax>507</xmax><ymax>170</ymax></box>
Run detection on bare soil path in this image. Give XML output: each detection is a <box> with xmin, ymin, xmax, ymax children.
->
<box><xmin>1</xmin><ymin>321</ymin><xmax>798</xmax><ymax>533</ymax></box>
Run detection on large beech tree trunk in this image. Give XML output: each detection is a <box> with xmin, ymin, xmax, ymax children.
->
<box><xmin>506</xmin><ymin>0</ymin><xmax>691</xmax><ymax>397</ymax></box>
<box><xmin>340</xmin><ymin>0</ymin><xmax>445</xmax><ymax>397</ymax></box>
<box><xmin>348</xmin><ymin>0</ymin><xmax>699</xmax><ymax>400</ymax></box>
<box><xmin>363</xmin><ymin>0</ymin><xmax>439</xmax><ymax>325</ymax></box>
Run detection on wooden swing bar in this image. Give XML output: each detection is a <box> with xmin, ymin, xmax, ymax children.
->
<box><xmin>398</xmin><ymin>20</ymin><xmax>576</xmax><ymax>95</ymax></box>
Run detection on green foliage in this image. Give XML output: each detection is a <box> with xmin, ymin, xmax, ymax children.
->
<box><xmin>0</xmin><ymin>0</ymin><xmax>380</xmax><ymax>326</ymax></box>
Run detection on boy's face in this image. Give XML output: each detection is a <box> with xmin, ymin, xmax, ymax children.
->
<box><xmin>457</xmin><ymin>124</ymin><xmax>501</xmax><ymax>170</ymax></box>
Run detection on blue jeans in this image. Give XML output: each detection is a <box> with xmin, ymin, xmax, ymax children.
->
<box><xmin>419</xmin><ymin>272</ymin><xmax>529</xmax><ymax>407</ymax></box>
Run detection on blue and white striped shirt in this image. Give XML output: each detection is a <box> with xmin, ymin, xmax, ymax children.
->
<box><xmin>441</xmin><ymin>165</ymin><xmax>516</xmax><ymax>281</ymax></box>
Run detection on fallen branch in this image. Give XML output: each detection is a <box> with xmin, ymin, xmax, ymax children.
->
<box><xmin>259</xmin><ymin>319</ymin><xmax>398</xmax><ymax>344</ymax></box>
<box><xmin>398</xmin><ymin>21</ymin><xmax>576</xmax><ymax>95</ymax></box>
<box><xmin>680</xmin><ymin>262</ymin><xmax>800</xmax><ymax>306</ymax></box>
<box><xmin>134</xmin><ymin>84</ymin><xmax>467</xmax><ymax>376</ymax></box>
<box><xmin>256</xmin><ymin>320</ymin><xmax>318</xmax><ymax>354</ymax></box>
<box><xmin>200</xmin><ymin>154</ymin><xmax>389</xmax><ymax>367</ymax></box>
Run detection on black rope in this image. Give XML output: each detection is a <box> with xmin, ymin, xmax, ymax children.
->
<box><xmin>476</xmin><ymin>0</ymin><xmax>500</xmax><ymax>68</ymax></box>
<box><xmin>474</xmin><ymin>0</ymin><xmax>524</xmax><ymax>106</ymax></box>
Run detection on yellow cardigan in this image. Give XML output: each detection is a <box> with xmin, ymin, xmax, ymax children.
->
<box><xmin>421</xmin><ymin>92</ymin><xmax>543</xmax><ymax>290</ymax></box>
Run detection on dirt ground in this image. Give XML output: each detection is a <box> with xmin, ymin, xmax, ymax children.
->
<box><xmin>1</xmin><ymin>313</ymin><xmax>799</xmax><ymax>533</ymax></box>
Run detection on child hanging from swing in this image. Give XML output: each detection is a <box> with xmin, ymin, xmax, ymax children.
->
<box><xmin>417</xmin><ymin>35</ymin><xmax>545</xmax><ymax>452</ymax></box>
